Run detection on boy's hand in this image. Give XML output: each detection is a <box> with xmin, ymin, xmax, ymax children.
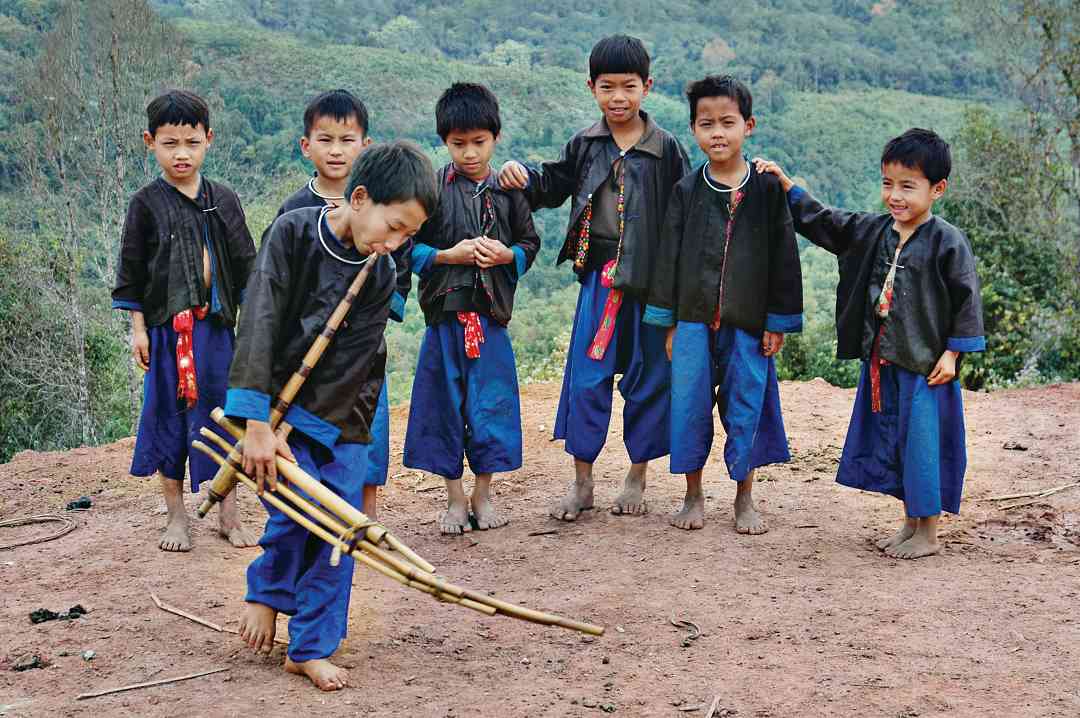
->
<box><xmin>762</xmin><ymin>331</ymin><xmax>785</xmax><ymax>357</ymax></box>
<box><xmin>474</xmin><ymin>237</ymin><xmax>514</xmax><ymax>268</ymax></box>
<box><xmin>498</xmin><ymin>161</ymin><xmax>529</xmax><ymax>190</ymax></box>
<box><xmin>242</xmin><ymin>420</ymin><xmax>296</xmax><ymax>494</ymax></box>
<box><xmin>927</xmin><ymin>350</ymin><xmax>959</xmax><ymax>386</ymax></box>
<box><xmin>132</xmin><ymin>329</ymin><xmax>150</xmax><ymax>371</ymax></box>
<box><xmin>752</xmin><ymin>158</ymin><xmax>795</xmax><ymax>193</ymax></box>
<box><xmin>438</xmin><ymin>239</ymin><xmax>478</xmax><ymax>265</ymax></box>
<box><xmin>665</xmin><ymin>327</ymin><xmax>675</xmax><ymax>362</ymax></box>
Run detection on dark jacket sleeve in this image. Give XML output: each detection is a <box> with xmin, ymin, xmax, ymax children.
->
<box><xmin>644</xmin><ymin>180</ymin><xmax>685</xmax><ymax>326</ymax></box>
<box><xmin>223</xmin><ymin>192</ymin><xmax>257</xmax><ymax>303</ymax></box>
<box><xmin>226</xmin><ymin>219</ymin><xmax>292</xmax><ymax>419</ymax></box>
<box><xmin>943</xmin><ymin>233</ymin><xmax>986</xmax><ymax>350</ymax></box>
<box><xmin>523</xmin><ymin>136</ymin><xmax>579</xmax><ymax>210</ymax></box>
<box><xmin>111</xmin><ymin>194</ymin><xmax>154</xmax><ymax>311</ymax></box>
<box><xmin>765</xmin><ymin>180</ymin><xmax>804</xmax><ymax>332</ymax></box>
<box><xmin>503</xmin><ymin>191</ymin><xmax>541</xmax><ymax>282</ymax></box>
<box><xmin>788</xmin><ymin>186</ymin><xmax>873</xmax><ymax>256</ymax></box>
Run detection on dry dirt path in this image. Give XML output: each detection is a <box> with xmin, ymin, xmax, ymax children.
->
<box><xmin>1</xmin><ymin>380</ymin><xmax>1078</xmax><ymax>717</ymax></box>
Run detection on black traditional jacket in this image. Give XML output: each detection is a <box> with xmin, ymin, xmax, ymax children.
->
<box><xmin>411</xmin><ymin>166</ymin><xmax>540</xmax><ymax>326</ymax></box>
<box><xmin>789</xmin><ymin>186</ymin><xmax>986</xmax><ymax>375</ymax></box>
<box><xmin>646</xmin><ymin>163</ymin><xmax>803</xmax><ymax>335</ymax></box>
<box><xmin>225</xmin><ymin>207</ymin><xmax>394</xmax><ymax>446</ymax></box>
<box><xmin>112</xmin><ymin>177</ymin><xmax>255</xmax><ymax>328</ymax></box>
<box><xmin>276</xmin><ymin>175</ymin><xmax>412</xmax><ymax>322</ymax></box>
<box><xmin>521</xmin><ymin>111</ymin><xmax>689</xmax><ymax>301</ymax></box>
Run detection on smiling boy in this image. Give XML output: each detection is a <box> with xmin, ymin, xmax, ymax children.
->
<box><xmin>646</xmin><ymin>75</ymin><xmax>802</xmax><ymax>532</ymax></box>
<box><xmin>273</xmin><ymin>90</ymin><xmax>407</xmax><ymax>522</ymax></box>
<box><xmin>499</xmin><ymin>35</ymin><xmax>689</xmax><ymax>521</ymax></box>
<box><xmin>404</xmin><ymin>83</ymin><xmax>541</xmax><ymax>534</ymax></box>
<box><xmin>756</xmin><ymin>128</ymin><xmax>986</xmax><ymax>558</ymax></box>
<box><xmin>112</xmin><ymin>90</ymin><xmax>257</xmax><ymax>552</ymax></box>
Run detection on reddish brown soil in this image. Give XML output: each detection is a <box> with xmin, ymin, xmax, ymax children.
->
<box><xmin>1</xmin><ymin>380</ymin><xmax>1079</xmax><ymax>717</ymax></box>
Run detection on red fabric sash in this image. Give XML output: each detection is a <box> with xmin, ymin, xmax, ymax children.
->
<box><xmin>173</xmin><ymin>305</ymin><xmax>209</xmax><ymax>409</ymax></box>
<box><xmin>587</xmin><ymin>260</ymin><xmax>622</xmax><ymax>360</ymax></box>
<box><xmin>457</xmin><ymin>311</ymin><xmax>484</xmax><ymax>359</ymax></box>
<box><xmin>869</xmin><ymin>280</ymin><xmax>895</xmax><ymax>413</ymax></box>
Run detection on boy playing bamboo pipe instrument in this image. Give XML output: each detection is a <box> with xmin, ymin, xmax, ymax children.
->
<box><xmin>225</xmin><ymin>141</ymin><xmax>437</xmax><ymax>691</ymax></box>
<box><xmin>112</xmin><ymin>90</ymin><xmax>257</xmax><ymax>552</ymax></box>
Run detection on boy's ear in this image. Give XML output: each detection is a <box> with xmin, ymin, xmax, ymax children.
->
<box><xmin>349</xmin><ymin>184</ymin><xmax>369</xmax><ymax>208</ymax></box>
<box><xmin>642</xmin><ymin>77</ymin><xmax>653</xmax><ymax>96</ymax></box>
<box><xmin>361</xmin><ymin>136</ymin><xmax>373</xmax><ymax>148</ymax></box>
<box><xmin>205</xmin><ymin>127</ymin><xmax>214</xmax><ymax>146</ymax></box>
<box><xmin>586</xmin><ymin>79</ymin><xmax>595</xmax><ymax>94</ymax></box>
<box><xmin>299</xmin><ymin>135</ymin><xmax>312</xmax><ymax>159</ymax></box>
<box><xmin>931</xmin><ymin>178</ymin><xmax>948</xmax><ymax>199</ymax></box>
<box><xmin>745</xmin><ymin>116</ymin><xmax>756</xmax><ymax>135</ymax></box>
<box><xmin>142</xmin><ymin>130</ymin><xmax>154</xmax><ymax>149</ymax></box>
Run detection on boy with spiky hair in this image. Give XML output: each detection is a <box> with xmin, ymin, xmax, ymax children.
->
<box><xmin>274</xmin><ymin>89</ymin><xmax>404</xmax><ymax>521</ymax></box>
<box><xmin>404</xmin><ymin>82</ymin><xmax>541</xmax><ymax>535</ymax></box>
<box><xmin>646</xmin><ymin>75</ymin><xmax>802</xmax><ymax>533</ymax></box>
<box><xmin>228</xmin><ymin>140</ymin><xmax>437</xmax><ymax>690</ymax></box>
<box><xmin>756</xmin><ymin>127</ymin><xmax>985</xmax><ymax>559</ymax></box>
<box><xmin>113</xmin><ymin>89</ymin><xmax>257</xmax><ymax>553</ymax></box>
<box><xmin>499</xmin><ymin>35</ymin><xmax>689</xmax><ymax>521</ymax></box>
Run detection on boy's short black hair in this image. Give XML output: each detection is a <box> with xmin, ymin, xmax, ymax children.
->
<box><xmin>434</xmin><ymin>83</ymin><xmax>501</xmax><ymax>141</ymax></box>
<box><xmin>146</xmin><ymin>90</ymin><xmax>210</xmax><ymax>136</ymax></box>
<box><xmin>881</xmin><ymin>128</ymin><xmax>952</xmax><ymax>184</ymax></box>
<box><xmin>303</xmin><ymin>89</ymin><xmax>369</xmax><ymax>137</ymax></box>
<box><xmin>345</xmin><ymin>140</ymin><xmax>439</xmax><ymax>218</ymax></box>
<box><xmin>589</xmin><ymin>34</ymin><xmax>650</xmax><ymax>83</ymax></box>
<box><xmin>685</xmin><ymin>75</ymin><xmax>753</xmax><ymax>124</ymax></box>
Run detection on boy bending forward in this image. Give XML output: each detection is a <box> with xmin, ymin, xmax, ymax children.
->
<box><xmin>227</xmin><ymin>142</ymin><xmax>436</xmax><ymax>689</ymax></box>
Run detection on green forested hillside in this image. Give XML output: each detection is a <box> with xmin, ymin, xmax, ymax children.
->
<box><xmin>1</xmin><ymin>0</ymin><xmax>1076</xmax><ymax>462</ymax></box>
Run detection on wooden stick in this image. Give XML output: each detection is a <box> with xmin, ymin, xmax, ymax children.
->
<box><xmin>196</xmin><ymin>257</ymin><xmax>375</xmax><ymax>518</ymax></box>
<box><xmin>149</xmin><ymin>593</ymin><xmax>288</xmax><ymax>645</ymax></box>
<box><xmin>992</xmin><ymin>481</ymin><xmax>1080</xmax><ymax>505</ymax></box>
<box><xmin>76</xmin><ymin>667</ymin><xmax>228</xmax><ymax>700</ymax></box>
<box><xmin>704</xmin><ymin>695</ymin><xmax>722</xmax><ymax>718</ymax></box>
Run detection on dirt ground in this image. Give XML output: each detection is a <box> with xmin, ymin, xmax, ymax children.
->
<box><xmin>1</xmin><ymin>379</ymin><xmax>1078</xmax><ymax>718</ymax></box>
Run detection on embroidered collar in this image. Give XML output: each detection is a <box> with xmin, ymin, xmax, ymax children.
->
<box><xmin>445</xmin><ymin>164</ymin><xmax>497</xmax><ymax>192</ymax></box>
<box><xmin>582</xmin><ymin>110</ymin><xmax>663</xmax><ymax>158</ymax></box>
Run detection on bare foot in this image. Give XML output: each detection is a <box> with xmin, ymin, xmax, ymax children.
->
<box><xmin>876</xmin><ymin>519</ymin><xmax>917</xmax><ymax>551</ymax></box>
<box><xmin>285</xmin><ymin>656</ymin><xmax>349</xmax><ymax>691</ymax></box>
<box><xmin>439</xmin><ymin>500</ymin><xmax>472</xmax><ymax>535</ymax></box>
<box><xmin>218</xmin><ymin>525</ymin><xmax>258</xmax><ymax>547</ymax></box>
<box><xmin>611</xmin><ymin>463</ymin><xmax>647</xmax><ymax>516</ymax></box>
<box><xmin>885</xmin><ymin>535</ymin><xmax>941</xmax><ymax>559</ymax></box>
<box><xmin>470</xmin><ymin>495</ymin><xmax>508</xmax><ymax>530</ymax></box>
<box><xmin>550</xmin><ymin>479</ymin><xmax>594</xmax><ymax>521</ymax></box>
<box><xmin>159</xmin><ymin>517</ymin><xmax>192</xmax><ymax>552</ymax></box>
<box><xmin>670</xmin><ymin>492</ymin><xmax>705</xmax><ymax>530</ymax></box>
<box><xmin>734</xmin><ymin>482</ymin><xmax>767</xmax><ymax>535</ymax></box>
<box><xmin>238</xmin><ymin>602</ymin><xmax>277</xmax><ymax>655</ymax></box>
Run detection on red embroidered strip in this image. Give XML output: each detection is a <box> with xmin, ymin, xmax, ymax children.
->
<box><xmin>174</xmin><ymin>305</ymin><xmax>209</xmax><ymax>409</ymax></box>
<box><xmin>457</xmin><ymin>311</ymin><xmax>484</xmax><ymax>359</ymax></box>
<box><xmin>586</xmin><ymin>159</ymin><xmax>627</xmax><ymax>361</ymax></box>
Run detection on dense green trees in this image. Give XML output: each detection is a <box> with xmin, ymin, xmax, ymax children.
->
<box><xmin>0</xmin><ymin>0</ymin><xmax>1076</xmax><ymax>462</ymax></box>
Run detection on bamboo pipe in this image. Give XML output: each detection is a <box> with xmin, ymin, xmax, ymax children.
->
<box><xmin>199</xmin><ymin>427</ymin><xmax>459</xmax><ymax>597</ymax></box>
<box><xmin>197</xmin><ymin>257</ymin><xmax>375</xmax><ymax>518</ymax></box>
<box><xmin>192</xmin><ymin>442</ymin><xmax>495</xmax><ymax>617</ymax></box>
<box><xmin>193</xmin><ymin>438</ymin><xmax>605</xmax><ymax>636</ymax></box>
<box><xmin>208</xmin><ymin>411</ymin><xmax>435</xmax><ymax>575</ymax></box>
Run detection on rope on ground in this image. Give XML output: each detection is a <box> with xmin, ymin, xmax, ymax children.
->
<box><xmin>0</xmin><ymin>514</ymin><xmax>76</xmax><ymax>551</ymax></box>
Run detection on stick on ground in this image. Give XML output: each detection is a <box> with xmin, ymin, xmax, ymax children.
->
<box><xmin>150</xmin><ymin>593</ymin><xmax>287</xmax><ymax>645</ymax></box>
<box><xmin>76</xmin><ymin>667</ymin><xmax>229</xmax><ymax>700</ymax></box>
